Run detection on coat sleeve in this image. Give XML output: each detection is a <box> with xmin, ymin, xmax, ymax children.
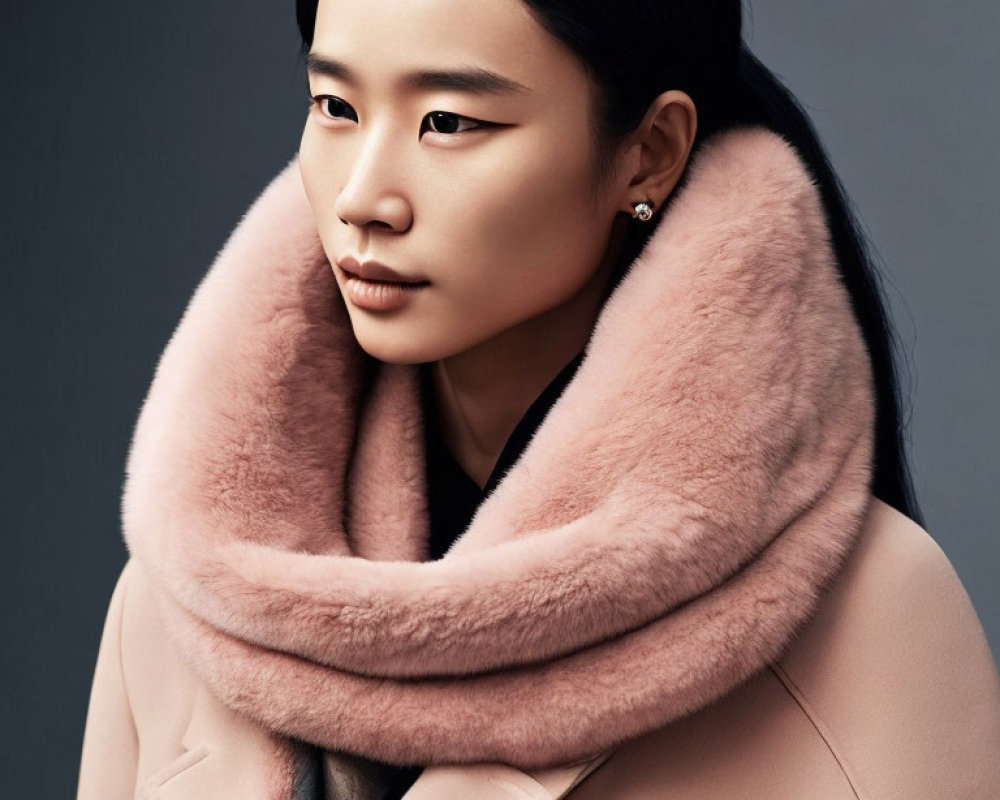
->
<box><xmin>76</xmin><ymin>559</ymin><xmax>139</xmax><ymax>800</ymax></box>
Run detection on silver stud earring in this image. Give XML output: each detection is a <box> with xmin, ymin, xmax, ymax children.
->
<box><xmin>631</xmin><ymin>199</ymin><xmax>655</xmax><ymax>222</ymax></box>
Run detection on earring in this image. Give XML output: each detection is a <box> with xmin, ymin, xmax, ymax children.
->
<box><xmin>631</xmin><ymin>199</ymin><xmax>655</xmax><ymax>222</ymax></box>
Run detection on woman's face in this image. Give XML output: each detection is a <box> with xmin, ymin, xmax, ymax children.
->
<box><xmin>299</xmin><ymin>0</ymin><xmax>630</xmax><ymax>364</ymax></box>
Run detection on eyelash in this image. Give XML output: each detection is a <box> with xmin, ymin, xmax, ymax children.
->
<box><xmin>308</xmin><ymin>94</ymin><xmax>491</xmax><ymax>136</ymax></box>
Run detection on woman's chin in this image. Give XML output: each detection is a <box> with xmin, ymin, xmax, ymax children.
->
<box><xmin>349</xmin><ymin>323</ymin><xmax>446</xmax><ymax>366</ymax></box>
<box><xmin>346</xmin><ymin>309</ymin><xmax>498</xmax><ymax>366</ymax></box>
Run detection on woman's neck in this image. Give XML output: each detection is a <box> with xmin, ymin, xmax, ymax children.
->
<box><xmin>429</xmin><ymin>223</ymin><xmax>627</xmax><ymax>490</ymax></box>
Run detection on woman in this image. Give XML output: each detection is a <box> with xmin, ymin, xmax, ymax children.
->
<box><xmin>77</xmin><ymin>1</ymin><xmax>1000</xmax><ymax>798</ymax></box>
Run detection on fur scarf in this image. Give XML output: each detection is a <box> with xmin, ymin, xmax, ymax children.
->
<box><xmin>121</xmin><ymin>125</ymin><xmax>875</xmax><ymax>773</ymax></box>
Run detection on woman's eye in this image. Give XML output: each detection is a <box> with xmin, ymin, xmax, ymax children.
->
<box><xmin>310</xmin><ymin>95</ymin><xmax>358</xmax><ymax>123</ymax></box>
<box><xmin>421</xmin><ymin>111</ymin><xmax>483</xmax><ymax>136</ymax></box>
<box><xmin>308</xmin><ymin>96</ymin><xmax>488</xmax><ymax>137</ymax></box>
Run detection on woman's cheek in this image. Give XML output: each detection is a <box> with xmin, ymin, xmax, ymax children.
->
<box><xmin>298</xmin><ymin>123</ymin><xmax>325</xmax><ymax>198</ymax></box>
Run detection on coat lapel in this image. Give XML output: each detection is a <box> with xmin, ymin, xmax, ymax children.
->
<box><xmin>400</xmin><ymin>754</ymin><xmax>612</xmax><ymax>800</ymax></box>
<box><xmin>147</xmin><ymin>686</ymin><xmax>288</xmax><ymax>800</ymax></box>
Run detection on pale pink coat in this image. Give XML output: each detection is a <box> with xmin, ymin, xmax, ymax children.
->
<box><xmin>77</xmin><ymin>497</ymin><xmax>1000</xmax><ymax>799</ymax></box>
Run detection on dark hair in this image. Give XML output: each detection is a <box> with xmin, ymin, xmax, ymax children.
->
<box><xmin>294</xmin><ymin>0</ymin><xmax>924</xmax><ymax>527</ymax></box>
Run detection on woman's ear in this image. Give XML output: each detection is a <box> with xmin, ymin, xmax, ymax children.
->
<box><xmin>619</xmin><ymin>90</ymin><xmax>697</xmax><ymax>215</ymax></box>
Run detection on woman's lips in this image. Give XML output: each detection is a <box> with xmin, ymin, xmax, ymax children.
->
<box><xmin>337</xmin><ymin>255</ymin><xmax>428</xmax><ymax>284</ymax></box>
<box><xmin>336</xmin><ymin>257</ymin><xmax>430</xmax><ymax>312</ymax></box>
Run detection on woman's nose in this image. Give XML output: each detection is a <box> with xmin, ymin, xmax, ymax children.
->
<box><xmin>333</xmin><ymin>127</ymin><xmax>413</xmax><ymax>233</ymax></box>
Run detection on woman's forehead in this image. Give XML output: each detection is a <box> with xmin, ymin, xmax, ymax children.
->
<box><xmin>310</xmin><ymin>0</ymin><xmax>586</xmax><ymax>98</ymax></box>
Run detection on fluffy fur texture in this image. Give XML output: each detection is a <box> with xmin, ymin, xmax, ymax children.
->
<box><xmin>121</xmin><ymin>125</ymin><xmax>875</xmax><ymax>772</ymax></box>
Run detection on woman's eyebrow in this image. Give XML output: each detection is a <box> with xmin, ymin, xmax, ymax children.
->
<box><xmin>305</xmin><ymin>52</ymin><xmax>530</xmax><ymax>95</ymax></box>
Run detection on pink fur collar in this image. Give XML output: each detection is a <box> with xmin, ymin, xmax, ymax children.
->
<box><xmin>121</xmin><ymin>125</ymin><xmax>875</xmax><ymax>771</ymax></box>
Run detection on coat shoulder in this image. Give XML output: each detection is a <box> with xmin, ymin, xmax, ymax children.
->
<box><xmin>119</xmin><ymin>559</ymin><xmax>199</xmax><ymax>732</ymax></box>
<box><xmin>116</xmin><ymin>559</ymin><xmax>203</xmax><ymax>781</ymax></box>
<box><xmin>567</xmin><ymin>498</ymin><xmax>1000</xmax><ymax>800</ymax></box>
<box><xmin>77</xmin><ymin>559</ymin><xmax>140</xmax><ymax>800</ymax></box>
<box><xmin>774</xmin><ymin>496</ymin><xmax>1000</xmax><ymax>799</ymax></box>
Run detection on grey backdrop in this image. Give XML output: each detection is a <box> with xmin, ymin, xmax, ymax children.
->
<box><xmin>3</xmin><ymin>1</ymin><xmax>997</xmax><ymax>797</ymax></box>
